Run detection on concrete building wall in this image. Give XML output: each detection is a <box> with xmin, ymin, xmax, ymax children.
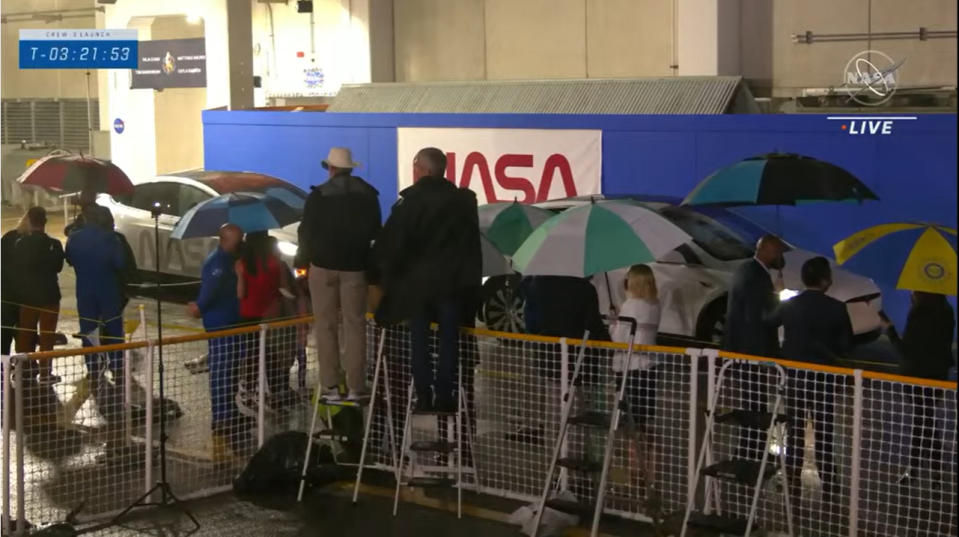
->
<box><xmin>151</xmin><ymin>16</ymin><xmax>206</xmax><ymax>174</ymax></box>
<box><xmin>586</xmin><ymin>0</ymin><xmax>675</xmax><ymax>78</ymax></box>
<box><xmin>391</xmin><ymin>0</ymin><xmax>956</xmax><ymax>91</ymax></box>
<box><xmin>753</xmin><ymin>0</ymin><xmax>956</xmax><ymax>96</ymax></box>
<box><xmin>393</xmin><ymin>0</ymin><xmax>486</xmax><ymax>81</ymax></box>
<box><xmin>1</xmin><ymin>0</ymin><xmax>99</xmax><ymax>99</ymax></box>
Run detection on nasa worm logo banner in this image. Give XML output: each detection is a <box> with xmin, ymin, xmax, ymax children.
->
<box><xmin>131</xmin><ymin>38</ymin><xmax>206</xmax><ymax>89</ymax></box>
<box><xmin>397</xmin><ymin>127</ymin><xmax>602</xmax><ymax>205</ymax></box>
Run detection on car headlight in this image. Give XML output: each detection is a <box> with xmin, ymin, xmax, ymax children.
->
<box><xmin>276</xmin><ymin>240</ymin><xmax>298</xmax><ymax>257</ymax></box>
<box><xmin>779</xmin><ymin>288</ymin><xmax>799</xmax><ymax>301</ymax></box>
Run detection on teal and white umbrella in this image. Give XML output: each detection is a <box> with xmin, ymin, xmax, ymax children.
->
<box><xmin>512</xmin><ymin>200</ymin><xmax>692</xmax><ymax>277</ymax></box>
<box><xmin>478</xmin><ymin>201</ymin><xmax>554</xmax><ymax>255</ymax></box>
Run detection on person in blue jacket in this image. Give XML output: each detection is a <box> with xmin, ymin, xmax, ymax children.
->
<box><xmin>65</xmin><ymin>206</ymin><xmax>126</xmax><ymax>380</ymax></box>
<box><xmin>188</xmin><ymin>223</ymin><xmax>245</xmax><ymax>456</ymax></box>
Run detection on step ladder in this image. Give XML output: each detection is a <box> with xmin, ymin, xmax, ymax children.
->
<box><xmin>531</xmin><ymin>317</ymin><xmax>639</xmax><ymax>537</ymax></box>
<box><xmin>392</xmin><ymin>364</ymin><xmax>475</xmax><ymax>519</ymax></box>
<box><xmin>680</xmin><ymin>359</ymin><xmax>794</xmax><ymax>537</ymax></box>
<box><xmin>297</xmin><ymin>328</ymin><xmax>399</xmax><ymax>502</ymax></box>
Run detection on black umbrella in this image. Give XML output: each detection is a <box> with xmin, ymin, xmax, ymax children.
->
<box><xmin>682</xmin><ymin>153</ymin><xmax>879</xmax><ymax>207</ymax></box>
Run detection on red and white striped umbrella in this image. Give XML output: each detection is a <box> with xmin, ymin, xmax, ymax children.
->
<box><xmin>16</xmin><ymin>150</ymin><xmax>134</xmax><ymax>196</ymax></box>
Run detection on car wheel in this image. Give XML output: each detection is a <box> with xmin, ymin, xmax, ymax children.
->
<box><xmin>479</xmin><ymin>275</ymin><xmax>525</xmax><ymax>333</ymax></box>
<box><xmin>696</xmin><ymin>297</ymin><xmax>727</xmax><ymax>346</ymax></box>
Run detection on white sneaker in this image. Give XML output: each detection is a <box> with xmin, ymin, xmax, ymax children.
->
<box><xmin>346</xmin><ymin>390</ymin><xmax>369</xmax><ymax>402</ymax></box>
<box><xmin>320</xmin><ymin>387</ymin><xmax>343</xmax><ymax>401</ymax></box>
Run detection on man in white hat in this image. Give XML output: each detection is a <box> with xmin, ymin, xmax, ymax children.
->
<box><xmin>298</xmin><ymin>147</ymin><xmax>381</xmax><ymax>400</ymax></box>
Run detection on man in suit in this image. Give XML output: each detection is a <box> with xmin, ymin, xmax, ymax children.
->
<box><xmin>723</xmin><ymin>234</ymin><xmax>788</xmax><ymax>469</ymax></box>
<box><xmin>767</xmin><ymin>256</ymin><xmax>852</xmax><ymax>508</ymax></box>
<box><xmin>724</xmin><ymin>234</ymin><xmax>787</xmax><ymax>357</ymax></box>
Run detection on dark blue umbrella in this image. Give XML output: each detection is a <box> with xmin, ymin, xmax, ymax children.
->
<box><xmin>682</xmin><ymin>153</ymin><xmax>879</xmax><ymax>206</ymax></box>
<box><xmin>170</xmin><ymin>191</ymin><xmax>301</xmax><ymax>239</ymax></box>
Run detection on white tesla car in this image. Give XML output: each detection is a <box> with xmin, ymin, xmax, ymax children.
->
<box><xmin>479</xmin><ymin>195</ymin><xmax>883</xmax><ymax>345</ymax></box>
<box><xmin>97</xmin><ymin>170</ymin><xmax>305</xmax><ymax>281</ymax></box>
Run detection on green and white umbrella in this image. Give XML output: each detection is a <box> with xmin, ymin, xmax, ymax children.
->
<box><xmin>478</xmin><ymin>201</ymin><xmax>554</xmax><ymax>255</ymax></box>
<box><xmin>512</xmin><ymin>200</ymin><xmax>692</xmax><ymax>277</ymax></box>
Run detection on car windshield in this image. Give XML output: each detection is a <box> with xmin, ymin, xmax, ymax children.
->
<box><xmin>657</xmin><ymin>206</ymin><xmax>757</xmax><ymax>261</ymax></box>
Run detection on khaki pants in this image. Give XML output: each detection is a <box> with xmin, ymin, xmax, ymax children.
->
<box><xmin>309</xmin><ymin>265</ymin><xmax>368</xmax><ymax>393</ymax></box>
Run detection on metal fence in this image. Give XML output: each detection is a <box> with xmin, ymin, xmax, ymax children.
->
<box><xmin>2</xmin><ymin>316</ymin><xmax>955</xmax><ymax>536</ymax></box>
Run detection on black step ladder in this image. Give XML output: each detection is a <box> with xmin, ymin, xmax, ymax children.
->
<box><xmin>297</xmin><ymin>328</ymin><xmax>399</xmax><ymax>502</ymax></box>
<box><xmin>531</xmin><ymin>317</ymin><xmax>639</xmax><ymax>537</ymax></box>
<box><xmin>392</xmin><ymin>364</ymin><xmax>474</xmax><ymax>519</ymax></box>
<box><xmin>680</xmin><ymin>359</ymin><xmax>795</xmax><ymax>537</ymax></box>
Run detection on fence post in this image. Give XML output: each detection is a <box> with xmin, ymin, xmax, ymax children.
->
<box><xmin>258</xmin><ymin>324</ymin><xmax>268</xmax><ymax>447</ymax></box>
<box><xmin>848</xmin><ymin>369</ymin><xmax>863</xmax><ymax>537</ymax></box>
<box><xmin>559</xmin><ymin>337</ymin><xmax>569</xmax><ymax>491</ymax></box>
<box><xmin>124</xmin><ymin>348</ymin><xmax>132</xmax><ymax>443</ymax></box>
<box><xmin>2</xmin><ymin>355</ymin><xmax>11</xmax><ymax>535</ymax></box>
<box><xmin>138</xmin><ymin>304</ymin><xmax>148</xmax><ymax>341</ymax></box>
<box><xmin>144</xmin><ymin>343</ymin><xmax>154</xmax><ymax>495</ymax></box>
<box><xmin>686</xmin><ymin>349</ymin><xmax>700</xmax><ymax>510</ymax></box>
<box><xmin>703</xmin><ymin>349</ymin><xmax>717</xmax><ymax>515</ymax></box>
<box><xmin>13</xmin><ymin>356</ymin><xmax>25</xmax><ymax>535</ymax></box>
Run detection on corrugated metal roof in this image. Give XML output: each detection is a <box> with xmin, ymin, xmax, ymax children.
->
<box><xmin>327</xmin><ymin>77</ymin><xmax>751</xmax><ymax>114</ymax></box>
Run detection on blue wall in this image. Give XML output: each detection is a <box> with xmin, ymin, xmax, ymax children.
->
<box><xmin>203</xmin><ymin>111</ymin><xmax>957</xmax><ymax>330</ymax></box>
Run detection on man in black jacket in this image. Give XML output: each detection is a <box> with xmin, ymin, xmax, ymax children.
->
<box><xmin>375</xmin><ymin>147</ymin><xmax>482</xmax><ymax>412</ymax></box>
<box><xmin>723</xmin><ymin>234</ymin><xmax>787</xmax><ymax>464</ymax></box>
<box><xmin>299</xmin><ymin>147</ymin><xmax>381</xmax><ymax>401</ymax></box>
<box><xmin>724</xmin><ymin>234</ymin><xmax>787</xmax><ymax>357</ymax></box>
<box><xmin>767</xmin><ymin>256</ymin><xmax>852</xmax><ymax>507</ymax></box>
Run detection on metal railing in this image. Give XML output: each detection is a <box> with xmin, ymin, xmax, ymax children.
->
<box><xmin>1</xmin><ymin>315</ymin><xmax>955</xmax><ymax>536</ymax></box>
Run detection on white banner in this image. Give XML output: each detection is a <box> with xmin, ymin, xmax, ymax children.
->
<box><xmin>397</xmin><ymin>127</ymin><xmax>602</xmax><ymax>205</ymax></box>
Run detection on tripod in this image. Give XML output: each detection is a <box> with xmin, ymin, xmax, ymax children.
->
<box><xmin>88</xmin><ymin>205</ymin><xmax>199</xmax><ymax>534</ymax></box>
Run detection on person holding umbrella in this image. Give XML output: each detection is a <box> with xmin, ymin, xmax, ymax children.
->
<box><xmin>65</xmin><ymin>206</ymin><xmax>127</xmax><ymax>406</ymax></box>
<box><xmin>834</xmin><ymin>221</ymin><xmax>957</xmax><ymax>485</ymax></box>
<box><xmin>187</xmin><ymin>223</ymin><xmax>247</xmax><ymax>457</ymax></box>
<box><xmin>170</xmin><ymin>190</ymin><xmax>303</xmax><ymax>416</ymax></box>
<box><xmin>882</xmin><ymin>292</ymin><xmax>955</xmax><ymax>485</ymax></box>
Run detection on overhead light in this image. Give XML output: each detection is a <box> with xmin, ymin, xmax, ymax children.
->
<box><xmin>97</xmin><ymin>0</ymin><xmax>118</xmax><ymax>4</ymax></box>
<box><xmin>186</xmin><ymin>13</ymin><xmax>202</xmax><ymax>24</ymax></box>
<box><xmin>297</xmin><ymin>1</ymin><xmax>313</xmax><ymax>13</ymax></box>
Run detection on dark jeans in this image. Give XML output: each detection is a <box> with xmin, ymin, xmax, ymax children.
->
<box><xmin>733</xmin><ymin>362</ymin><xmax>772</xmax><ymax>461</ymax></box>
<box><xmin>1</xmin><ymin>302</ymin><xmax>18</xmax><ymax>355</ymax></box>
<box><xmin>410</xmin><ymin>299</ymin><xmax>460</xmax><ymax>406</ymax></box>
<box><xmin>209</xmin><ymin>334</ymin><xmax>240</xmax><ymax>430</ymax></box>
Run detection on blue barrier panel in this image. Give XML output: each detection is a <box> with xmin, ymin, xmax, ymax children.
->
<box><xmin>202</xmin><ymin>110</ymin><xmax>957</xmax><ymax>330</ymax></box>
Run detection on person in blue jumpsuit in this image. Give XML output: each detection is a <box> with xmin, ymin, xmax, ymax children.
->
<box><xmin>188</xmin><ymin>224</ymin><xmax>244</xmax><ymax>450</ymax></box>
<box><xmin>65</xmin><ymin>206</ymin><xmax>126</xmax><ymax>379</ymax></box>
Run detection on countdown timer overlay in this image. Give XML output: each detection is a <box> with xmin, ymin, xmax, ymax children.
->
<box><xmin>19</xmin><ymin>29</ymin><xmax>138</xmax><ymax>69</ymax></box>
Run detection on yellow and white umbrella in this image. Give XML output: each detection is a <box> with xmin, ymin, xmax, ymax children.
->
<box><xmin>833</xmin><ymin>222</ymin><xmax>957</xmax><ymax>296</ymax></box>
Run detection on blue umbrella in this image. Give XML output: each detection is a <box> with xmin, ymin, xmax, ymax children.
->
<box><xmin>170</xmin><ymin>191</ymin><xmax>301</xmax><ymax>239</ymax></box>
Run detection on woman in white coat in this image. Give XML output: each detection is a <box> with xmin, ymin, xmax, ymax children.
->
<box><xmin>611</xmin><ymin>264</ymin><xmax>661</xmax><ymax>503</ymax></box>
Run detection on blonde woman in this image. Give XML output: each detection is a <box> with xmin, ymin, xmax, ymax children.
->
<box><xmin>611</xmin><ymin>264</ymin><xmax>661</xmax><ymax>504</ymax></box>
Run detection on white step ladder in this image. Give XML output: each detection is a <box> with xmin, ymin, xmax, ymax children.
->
<box><xmin>392</xmin><ymin>364</ymin><xmax>475</xmax><ymax>519</ymax></box>
<box><xmin>680</xmin><ymin>359</ymin><xmax>795</xmax><ymax>537</ymax></box>
<box><xmin>531</xmin><ymin>318</ymin><xmax>639</xmax><ymax>537</ymax></box>
<box><xmin>297</xmin><ymin>328</ymin><xmax>399</xmax><ymax>502</ymax></box>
